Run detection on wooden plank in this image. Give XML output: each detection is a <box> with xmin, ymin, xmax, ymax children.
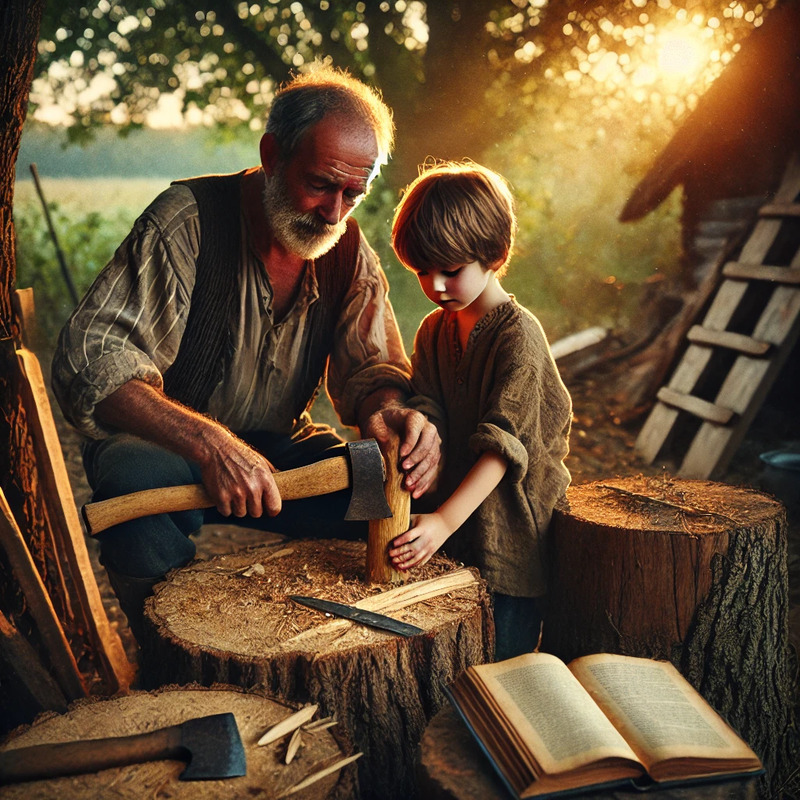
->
<box><xmin>16</xmin><ymin>348</ymin><xmax>135</xmax><ymax>693</ymax></box>
<box><xmin>656</xmin><ymin>386</ymin><xmax>735</xmax><ymax>425</ymax></box>
<box><xmin>635</xmin><ymin>402</ymin><xmax>681</xmax><ymax>463</ymax></box>
<box><xmin>686</xmin><ymin>325</ymin><xmax>771</xmax><ymax>356</ymax></box>
<box><xmin>0</xmin><ymin>488</ymin><xmax>86</xmax><ymax>701</ymax></box>
<box><xmin>0</xmin><ymin>609</ymin><xmax>68</xmax><ymax>714</ymax></box>
<box><xmin>680</xmin><ymin>286</ymin><xmax>800</xmax><ymax>478</ymax></box>
<box><xmin>759</xmin><ymin>202</ymin><xmax>800</xmax><ymax>218</ymax></box>
<box><xmin>722</xmin><ymin>263</ymin><xmax>800</xmax><ymax>284</ymax></box>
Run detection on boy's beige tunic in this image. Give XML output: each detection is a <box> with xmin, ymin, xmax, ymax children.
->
<box><xmin>410</xmin><ymin>300</ymin><xmax>572</xmax><ymax>597</ymax></box>
<box><xmin>52</xmin><ymin>181</ymin><xmax>412</xmax><ymax>440</ymax></box>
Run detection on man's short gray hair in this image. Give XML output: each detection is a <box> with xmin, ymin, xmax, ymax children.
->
<box><xmin>266</xmin><ymin>64</ymin><xmax>394</xmax><ymax>165</ymax></box>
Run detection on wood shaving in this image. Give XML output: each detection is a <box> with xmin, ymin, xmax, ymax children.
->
<box><xmin>257</xmin><ymin>703</ymin><xmax>318</xmax><ymax>746</ymax></box>
<box><xmin>278</xmin><ymin>753</ymin><xmax>363</xmax><ymax>798</ymax></box>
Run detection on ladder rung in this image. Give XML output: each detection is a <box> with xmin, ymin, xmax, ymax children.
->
<box><xmin>722</xmin><ymin>262</ymin><xmax>800</xmax><ymax>284</ymax></box>
<box><xmin>759</xmin><ymin>202</ymin><xmax>800</xmax><ymax>218</ymax></box>
<box><xmin>656</xmin><ymin>387</ymin><xmax>735</xmax><ymax>425</ymax></box>
<box><xmin>686</xmin><ymin>325</ymin><xmax>771</xmax><ymax>356</ymax></box>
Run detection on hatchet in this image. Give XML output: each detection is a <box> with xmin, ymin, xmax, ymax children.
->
<box><xmin>0</xmin><ymin>712</ymin><xmax>246</xmax><ymax>784</ymax></box>
<box><xmin>82</xmin><ymin>438</ymin><xmax>391</xmax><ymax>536</ymax></box>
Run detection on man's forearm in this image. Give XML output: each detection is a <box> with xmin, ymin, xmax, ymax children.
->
<box><xmin>95</xmin><ymin>379</ymin><xmax>230</xmax><ymax>466</ymax></box>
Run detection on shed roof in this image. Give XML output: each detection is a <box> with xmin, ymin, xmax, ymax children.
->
<box><xmin>619</xmin><ymin>0</ymin><xmax>800</xmax><ymax>223</ymax></box>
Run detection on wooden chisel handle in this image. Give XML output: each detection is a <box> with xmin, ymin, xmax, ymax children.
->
<box><xmin>0</xmin><ymin>727</ymin><xmax>182</xmax><ymax>783</ymax></box>
<box><xmin>82</xmin><ymin>456</ymin><xmax>350</xmax><ymax>536</ymax></box>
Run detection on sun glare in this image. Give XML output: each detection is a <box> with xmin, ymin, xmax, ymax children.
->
<box><xmin>656</xmin><ymin>31</ymin><xmax>707</xmax><ymax>79</ymax></box>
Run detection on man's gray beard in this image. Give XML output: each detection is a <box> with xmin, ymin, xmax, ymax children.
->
<box><xmin>262</xmin><ymin>168</ymin><xmax>347</xmax><ymax>260</ymax></box>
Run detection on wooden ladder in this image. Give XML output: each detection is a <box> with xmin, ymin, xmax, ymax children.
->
<box><xmin>636</xmin><ymin>154</ymin><xmax>800</xmax><ymax>479</ymax></box>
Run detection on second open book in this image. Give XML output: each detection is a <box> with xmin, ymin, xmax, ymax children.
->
<box><xmin>446</xmin><ymin>651</ymin><xmax>763</xmax><ymax>799</ymax></box>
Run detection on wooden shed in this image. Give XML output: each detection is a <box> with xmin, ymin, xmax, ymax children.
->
<box><xmin>617</xmin><ymin>0</ymin><xmax>800</xmax><ymax>479</ymax></box>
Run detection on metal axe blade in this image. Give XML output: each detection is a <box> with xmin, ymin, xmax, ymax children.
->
<box><xmin>344</xmin><ymin>439</ymin><xmax>392</xmax><ymax>521</ymax></box>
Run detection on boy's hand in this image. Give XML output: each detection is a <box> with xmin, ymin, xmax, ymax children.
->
<box><xmin>389</xmin><ymin>513</ymin><xmax>452</xmax><ymax>571</ymax></box>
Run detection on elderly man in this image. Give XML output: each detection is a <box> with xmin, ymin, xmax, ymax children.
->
<box><xmin>52</xmin><ymin>65</ymin><xmax>440</xmax><ymax>640</ymax></box>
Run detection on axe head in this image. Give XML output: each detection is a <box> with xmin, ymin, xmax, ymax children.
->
<box><xmin>344</xmin><ymin>439</ymin><xmax>393</xmax><ymax>521</ymax></box>
<box><xmin>179</xmin><ymin>713</ymin><xmax>246</xmax><ymax>781</ymax></box>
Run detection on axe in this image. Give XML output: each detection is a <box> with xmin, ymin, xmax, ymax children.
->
<box><xmin>82</xmin><ymin>438</ymin><xmax>391</xmax><ymax>536</ymax></box>
<box><xmin>0</xmin><ymin>712</ymin><xmax>246</xmax><ymax>784</ymax></box>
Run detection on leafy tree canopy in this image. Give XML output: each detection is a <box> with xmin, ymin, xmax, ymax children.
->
<box><xmin>32</xmin><ymin>0</ymin><xmax>775</xmax><ymax>181</ymax></box>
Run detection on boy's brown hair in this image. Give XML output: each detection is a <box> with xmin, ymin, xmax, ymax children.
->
<box><xmin>391</xmin><ymin>161</ymin><xmax>517</xmax><ymax>277</ymax></box>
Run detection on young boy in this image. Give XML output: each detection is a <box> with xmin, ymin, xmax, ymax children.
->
<box><xmin>388</xmin><ymin>161</ymin><xmax>572</xmax><ymax>661</ymax></box>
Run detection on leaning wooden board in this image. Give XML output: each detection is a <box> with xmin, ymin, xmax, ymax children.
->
<box><xmin>139</xmin><ymin>539</ymin><xmax>493</xmax><ymax>800</ymax></box>
<box><xmin>0</xmin><ymin>685</ymin><xmax>357</xmax><ymax>799</ymax></box>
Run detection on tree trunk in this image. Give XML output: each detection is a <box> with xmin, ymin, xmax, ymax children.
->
<box><xmin>140</xmin><ymin>539</ymin><xmax>493</xmax><ymax>800</ymax></box>
<box><xmin>0</xmin><ymin>685</ymin><xmax>357</xmax><ymax>799</ymax></box>
<box><xmin>542</xmin><ymin>476</ymin><xmax>796</xmax><ymax>794</ymax></box>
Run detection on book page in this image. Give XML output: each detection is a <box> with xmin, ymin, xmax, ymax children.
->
<box><xmin>470</xmin><ymin>653</ymin><xmax>642</xmax><ymax>776</ymax></box>
<box><xmin>569</xmin><ymin>654</ymin><xmax>760</xmax><ymax>773</ymax></box>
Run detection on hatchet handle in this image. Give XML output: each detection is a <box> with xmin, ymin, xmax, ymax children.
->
<box><xmin>82</xmin><ymin>456</ymin><xmax>350</xmax><ymax>536</ymax></box>
<box><xmin>0</xmin><ymin>726</ymin><xmax>183</xmax><ymax>783</ymax></box>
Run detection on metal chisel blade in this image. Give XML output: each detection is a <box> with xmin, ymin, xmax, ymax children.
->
<box><xmin>290</xmin><ymin>595</ymin><xmax>424</xmax><ymax>637</ymax></box>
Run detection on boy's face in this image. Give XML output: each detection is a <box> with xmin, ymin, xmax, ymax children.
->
<box><xmin>413</xmin><ymin>260</ymin><xmax>494</xmax><ymax>312</ymax></box>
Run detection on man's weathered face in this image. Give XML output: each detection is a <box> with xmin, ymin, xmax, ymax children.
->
<box><xmin>263</xmin><ymin>115</ymin><xmax>379</xmax><ymax>260</ymax></box>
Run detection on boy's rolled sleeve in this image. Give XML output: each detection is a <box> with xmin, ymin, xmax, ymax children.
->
<box><xmin>470</xmin><ymin>423</ymin><xmax>529</xmax><ymax>483</ymax></box>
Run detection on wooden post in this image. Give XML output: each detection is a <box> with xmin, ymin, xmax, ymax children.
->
<box><xmin>0</xmin><ymin>489</ymin><xmax>86</xmax><ymax>701</ymax></box>
<box><xmin>366</xmin><ymin>436</ymin><xmax>408</xmax><ymax>585</ymax></box>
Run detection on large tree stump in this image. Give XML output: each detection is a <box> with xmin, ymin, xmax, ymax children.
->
<box><xmin>0</xmin><ymin>684</ymin><xmax>357</xmax><ymax>799</ymax></box>
<box><xmin>140</xmin><ymin>539</ymin><xmax>493</xmax><ymax>800</ymax></box>
<box><xmin>542</xmin><ymin>476</ymin><xmax>795</xmax><ymax>792</ymax></box>
<box><xmin>416</xmin><ymin>705</ymin><xmax>760</xmax><ymax>800</ymax></box>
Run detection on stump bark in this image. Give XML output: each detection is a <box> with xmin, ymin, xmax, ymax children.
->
<box><xmin>542</xmin><ymin>476</ymin><xmax>795</xmax><ymax>790</ymax></box>
<box><xmin>140</xmin><ymin>539</ymin><xmax>493</xmax><ymax>800</ymax></box>
<box><xmin>417</xmin><ymin>705</ymin><xmax>761</xmax><ymax>800</ymax></box>
<box><xmin>0</xmin><ymin>684</ymin><xmax>357</xmax><ymax>799</ymax></box>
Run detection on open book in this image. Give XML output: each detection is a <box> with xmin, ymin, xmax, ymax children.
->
<box><xmin>446</xmin><ymin>652</ymin><xmax>763</xmax><ymax>799</ymax></box>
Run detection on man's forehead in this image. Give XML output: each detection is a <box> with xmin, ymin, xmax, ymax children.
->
<box><xmin>294</xmin><ymin>116</ymin><xmax>380</xmax><ymax>183</ymax></box>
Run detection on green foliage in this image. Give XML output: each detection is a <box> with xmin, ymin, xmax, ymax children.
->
<box><xmin>14</xmin><ymin>199</ymin><xmax>136</xmax><ymax>341</ymax></box>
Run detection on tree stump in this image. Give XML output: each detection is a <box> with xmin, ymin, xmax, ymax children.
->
<box><xmin>542</xmin><ymin>476</ymin><xmax>795</xmax><ymax>790</ymax></box>
<box><xmin>416</xmin><ymin>705</ymin><xmax>760</xmax><ymax>800</ymax></box>
<box><xmin>0</xmin><ymin>684</ymin><xmax>357</xmax><ymax>799</ymax></box>
<box><xmin>140</xmin><ymin>539</ymin><xmax>493</xmax><ymax>800</ymax></box>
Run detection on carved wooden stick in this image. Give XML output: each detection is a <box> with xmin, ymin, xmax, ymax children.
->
<box><xmin>366</xmin><ymin>437</ymin><xmax>409</xmax><ymax>584</ymax></box>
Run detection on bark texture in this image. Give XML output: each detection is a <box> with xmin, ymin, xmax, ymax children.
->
<box><xmin>543</xmin><ymin>477</ymin><xmax>795</xmax><ymax>794</ymax></box>
<box><xmin>141</xmin><ymin>539</ymin><xmax>493</xmax><ymax>800</ymax></box>
<box><xmin>0</xmin><ymin>684</ymin><xmax>356</xmax><ymax>799</ymax></box>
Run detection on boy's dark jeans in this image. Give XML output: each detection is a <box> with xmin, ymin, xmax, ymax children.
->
<box><xmin>493</xmin><ymin>593</ymin><xmax>545</xmax><ymax>663</ymax></box>
<box><xmin>83</xmin><ymin>429</ymin><xmax>366</xmax><ymax>580</ymax></box>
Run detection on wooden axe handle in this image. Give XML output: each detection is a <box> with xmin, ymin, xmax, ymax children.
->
<box><xmin>0</xmin><ymin>727</ymin><xmax>182</xmax><ymax>783</ymax></box>
<box><xmin>83</xmin><ymin>456</ymin><xmax>350</xmax><ymax>536</ymax></box>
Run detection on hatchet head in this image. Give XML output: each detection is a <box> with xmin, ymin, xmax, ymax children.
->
<box><xmin>344</xmin><ymin>439</ymin><xmax>393</xmax><ymax>521</ymax></box>
<box><xmin>179</xmin><ymin>713</ymin><xmax>247</xmax><ymax>780</ymax></box>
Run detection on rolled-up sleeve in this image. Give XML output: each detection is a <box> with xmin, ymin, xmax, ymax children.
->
<box><xmin>51</xmin><ymin>187</ymin><xmax>198</xmax><ymax>438</ymax></box>
<box><xmin>327</xmin><ymin>235</ymin><xmax>412</xmax><ymax>426</ymax></box>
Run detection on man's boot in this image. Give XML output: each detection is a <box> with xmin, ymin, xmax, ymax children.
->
<box><xmin>105</xmin><ymin>568</ymin><xmax>161</xmax><ymax>644</ymax></box>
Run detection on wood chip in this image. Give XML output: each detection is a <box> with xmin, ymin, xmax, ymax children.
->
<box><xmin>240</xmin><ymin>563</ymin><xmax>266</xmax><ymax>577</ymax></box>
<box><xmin>284</xmin><ymin>727</ymin><xmax>303</xmax><ymax>764</ymax></box>
<box><xmin>278</xmin><ymin>753</ymin><xmax>363</xmax><ymax>797</ymax></box>
<box><xmin>265</xmin><ymin>547</ymin><xmax>295</xmax><ymax>561</ymax></box>
<box><xmin>303</xmin><ymin>715</ymin><xmax>337</xmax><ymax>732</ymax></box>
<box><xmin>257</xmin><ymin>704</ymin><xmax>318</xmax><ymax>746</ymax></box>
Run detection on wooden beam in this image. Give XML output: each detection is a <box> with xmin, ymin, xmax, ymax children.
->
<box><xmin>0</xmin><ymin>488</ymin><xmax>86</xmax><ymax>701</ymax></box>
<box><xmin>656</xmin><ymin>387</ymin><xmax>735</xmax><ymax>425</ymax></box>
<box><xmin>722</xmin><ymin>263</ymin><xmax>800</xmax><ymax>284</ymax></box>
<box><xmin>686</xmin><ymin>325</ymin><xmax>771</xmax><ymax>356</ymax></box>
